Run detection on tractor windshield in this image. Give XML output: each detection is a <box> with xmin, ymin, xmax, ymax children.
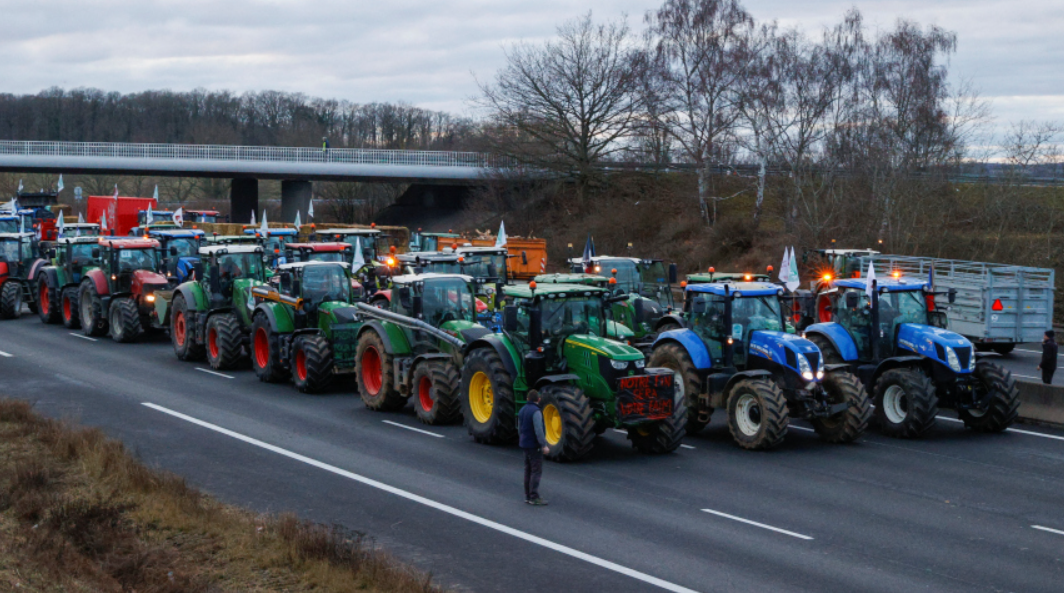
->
<box><xmin>462</xmin><ymin>252</ymin><xmax>507</xmax><ymax>280</ymax></box>
<box><xmin>638</xmin><ymin>261</ymin><xmax>674</xmax><ymax>308</ymax></box>
<box><xmin>218</xmin><ymin>253</ymin><xmax>266</xmax><ymax>282</ymax></box>
<box><xmin>0</xmin><ymin>239</ymin><xmax>31</xmax><ymax>263</ymax></box>
<box><xmin>334</xmin><ymin>234</ymin><xmax>379</xmax><ymax>261</ymax></box>
<box><xmin>301</xmin><ymin>265</ymin><xmax>350</xmax><ymax>305</ymax></box>
<box><xmin>836</xmin><ymin>288</ymin><xmax>927</xmax><ymax>358</ymax></box>
<box><xmin>305</xmin><ymin>251</ymin><xmax>346</xmax><ymax>263</ymax></box>
<box><xmin>262</xmin><ymin>234</ymin><xmax>295</xmax><ymax>256</ymax></box>
<box><xmin>70</xmin><ymin>244</ymin><xmax>96</xmax><ymax>265</ymax></box>
<box><xmin>596</xmin><ymin>259</ymin><xmax>638</xmax><ymax>293</ymax></box>
<box><xmin>0</xmin><ymin>219</ymin><xmax>17</xmax><ymax>233</ymax></box>
<box><xmin>116</xmin><ymin>248</ymin><xmax>158</xmax><ymax>272</ymax></box>
<box><xmin>541</xmin><ymin>297</ymin><xmax>607</xmax><ymax>339</ymax></box>
<box><xmin>167</xmin><ymin>238</ymin><xmax>199</xmax><ymax>257</ymax></box>
<box><xmin>688</xmin><ymin>294</ymin><xmax>782</xmax><ymax>348</ymax></box>
<box><xmin>421</xmin><ymin>278</ymin><xmax>477</xmax><ymax>326</ymax></box>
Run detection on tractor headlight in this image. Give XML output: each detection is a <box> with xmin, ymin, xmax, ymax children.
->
<box><xmin>634</xmin><ymin>359</ymin><xmax>645</xmax><ymax>369</ymax></box>
<box><xmin>610</xmin><ymin>359</ymin><xmax>628</xmax><ymax>370</ymax></box>
<box><xmin>145</xmin><ymin>294</ymin><xmax>155</xmax><ymax>303</ymax></box>
<box><xmin>816</xmin><ymin>370</ymin><xmax>824</xmax><ymax>380</ymax></box>
<box><xmin>796</xmin><ymin>351</ymin><xmax>812</xmax><ymax>374</ymax></box>
<box><xmin>802</xmin><ymin>371</ymin><xmax>815</xmax><ymax>381</ymax></box>
<box><xmin>946</xmin><ymin>346</ymin><xmax>962</xmax><ymax>372</ymax></box>
<box><xmin>969</xmin><ymin>349</ymin><xmax>976</xmax><ymax>370</ymax></box>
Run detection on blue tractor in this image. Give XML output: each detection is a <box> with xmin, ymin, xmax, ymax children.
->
<box><xmin>149</xmin><ymin>228</ymin><xmax>206</xmax><ymax>285</ymax></box>
<box><xmin>800</xmin><ymin>276</ymin><xmax>1019</xmax><ymax>437</ymax></box>
<box><xmin>649</xmin><ymin>282</ymin><xmax>870</xmax><ymax>450</ymax></box>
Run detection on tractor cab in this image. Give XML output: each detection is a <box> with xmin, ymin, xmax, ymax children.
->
<box><xmin>129</xmin><ymin>210</ymin><xmax>180</xmax><ymax>236</ymax></box>
<box><xmin>0</xmin><ymin>232</ymin><xmax>42</xmax><ymax>319</ymax></box>
<box><xmin>398</xmin><ymin>251</ymin><xmax>464</xmax><ymax>275</ymax></box>
<box><xmin>806</xmin><ymin>248</ymin><xmax>881</xmax><ymax>281</ymax></box>
<box><xmin>284</xmin><ymin>242</ymin><xmax>353</xmax><ymax>264</ymax></box>
<box><xmin>408</xmin><ymin>230</ymin><xmax>461</xmax><ymax>253</ymax></box>
<box><xmin>48</xmin><ymin>236</ymin><xmax>101</xmax><ymax>277</ymax></box>
<box><xmin>59</xmin><ymin>223</ymin><xmax>102</xmax><ymax>238</ymax></box>
<box><xmin>567</xmin><ymin>255</ymin><xmax>680</xmax><ymax>347</ymax></box>
<box><xmin>274</xmin><ymin>262</ymin><xmax>353</xmax><ymax>311</ymax></box>
<box><xmin>315</xmin><ymin>228</ymin><xmax>386</xmax><ymax>264</ymax></box>
<box><xmin>388</xmin><ymin>273</ymin><xmax>481</xmax><ymax>329</ymax></box>
<box><xmin>0</xmin><ymin>214</ymin><xmax>19</xmax><ymax>234</ymax></box>
<box><xmin>455</xmin><ymin>246</ymin><xmax>510</xmax><ymax>283</ymax></box>
<box><xmin>95</xmin><ymin>238</ymin><xmax>165</xmax><ymax>291</ymax></box>
<box><xmin>149</xmin><ymin>228</ymin><xmax>205</xmax><ymax>284</ymax></box>
<box><xmin>195</xmin><ymin>244</ymin><xmax>268</xmax><ymax>311</ymax></box>
<box><xmin>242</xmin><ymin>227</ymin><xmax>299</xmax><ymax>266</ymax></box>
<box><xmin>184</xmin><ymin>210</ymin><xmax>220</xmax><ymax>224</ymax></box>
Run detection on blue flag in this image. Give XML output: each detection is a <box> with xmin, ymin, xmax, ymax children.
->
<box><xmin>582</xmin><ymin>235</ymin><xmax>595</xmax><ymax>271</ymax></box>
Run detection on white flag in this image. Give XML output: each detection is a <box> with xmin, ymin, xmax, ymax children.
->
<box><xmin>294</xmin><ymin>211</ymin><xmax>302</xmax><ymax>228</ymax></box>
<box><xmin>57</xmin><ymin>214</ymin><xmax>65</xmax><ymax>238</ymax></box>
<box><xmin>787</xmin><ymin>247</ymin><xmax>800</xmax><ymax>292</ymax></box>
<box><xmin>307</xmin><ymin>197</ymin><xmax>315</xmax><ymax>218</ymax></box>
<box><xmin>146</xmin><ymin>206</ymin><xmax>154</xmax><ymax>226</ymax></box>
<box><xmin>57</xmin><ymin>175</ymin><xmax>64</xmax><ymax>193</ymax></box>
<box><xmin>100</xmin><ymin>212</ymin><xmax>108</xmax><ymax>233</ymax></box>
<box><xmin>113</xmin><ymin>185</ymin><xmax>119</xmax><ymax>199</ymax></box>
<box><xmin>173</xmin><ymin>207</ymin><xmax>184</xmax><ymax>226</ymax></box>
<box><xmin>865</xmin><ymin>261</ymin><xmax>876</xmax><ymax>301</ymax></box>
<box><xmin>495</xmin><ymin>220</ymin><xmax>507</xmax><ymax>248</ymax></box>
<box><xmin>78</xmin><ymin>212</ymin><xmax>84</xmax><ymax>224</ymax></box>
<box><xmin>353</xmin><ymin>239</ymin><xmax>366</xmax><ymax>269</ymax></box>
<box><xmin>17</xmin><ymin>179</ymin><xmax>23</xmax><ymax>193</ymax></box>
<box><xmin>778</xmin><ymin>248</ymin><xmax>791</xmax><ymax>285</ymax></box>
<box><xmin>153</xmin><ymin>185</ymin><xmax>159</xmax><ymax>201</ymax></box>
<box><xmin>259</xmin><ymin>210</ymin><xmax>268</xmax><ymax>235</ymax></box>
<box><xmin>250</xmin><ymin>210</ymin><xmax>256</xmax><ymax>226</ymax></box>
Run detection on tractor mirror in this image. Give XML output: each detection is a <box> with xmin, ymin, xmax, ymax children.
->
<box><xmin>169</xmin><ymin>246</ymin><xmax>178</xmax><ymax>256</ymax></box>
<box><xmin>412</xmin><ymin>294</ymin><xmax>423</xmax><ymax>318</ymax></box>
<box><xmin>633</xmin><ymin>298</ymin><xmax>645</xmax><ymax>322</ymax></box>
<box><xmin>668</xmin><ymin>263</ymin><xmax>678</xmax><ymax>285</ymax></box>
<box><xmin>845</xmin><ymin>292</ymin><xmax>858</xmax><ymax>309</ymax></box>
<box><xmin>209</xmin><ymin>265</ymin><xmax>222</xmax><ymax>294</ymax></box>
<box><xmin>529</xmin><ymin>308</ymin><xmax>543</xmax><ymax>347</ymax></box>
<box><xmin>192</xmin><ymin>262</ymin><xmax>204</xmax><ymax>282</ymax></box>
<box><xmin>521</xmin><ymin>251</ymin><xmax>528</xmax><ymax>265</ymax></box>
<box><xmin>91</xmin><ymin>247</ymin><xmax>100</xmax><ymax>259</ymax></box>
<box><xmin>503</xmin><ymin>305</ymin><xmax>518</xmax><ymax>332</ymax></box>
<box><xmin>947</xmin><ymin>288</ymin><xmax>957</xmax><ymax>304</ymax></box>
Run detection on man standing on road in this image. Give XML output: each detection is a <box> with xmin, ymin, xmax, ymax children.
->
<box><xmin>518</xmin><ymin>391</ymin><xmax>549</xmax><ymax>506</ymax></box>
<box><xmin>1038</xmin><ymin>330</ymin><xmax>1057</xmax><ymax>385</ymax></box>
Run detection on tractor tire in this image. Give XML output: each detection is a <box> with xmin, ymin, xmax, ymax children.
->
<box><xmin>656</xmin><ymin>321</ymin><xmax>682</xmax><ymax>334</ymax></box>
<box><xmin>205</xmin><ymin>313</ymin><xmax>244</xmax><ymax>370</ymax></box>
<box><xmin>726</xmin><ymin>378</ymin><xmax>789</xmax><ymax>450</ymax></box>
<box><xmin>539</xmin><ymin>384</ymin><xmax>595</xmax><ymax>461</ymax></box>
<box><xmin>251</xmin><ymin>314</ymin><xmax>289</xmax><ymax>383</ymax></box>
<box><xmin>627</xmin><ymin>388</ymin><xmax>687</xmax><ymax>455</ymax></box>
<box><xmin>461</xmin><ymin>347</ymin><xmax>518</xmax><ymax>445</ymax></box>
<box><xmin>61</xmin><ymin>286</ymin><xmax>80</xmax><ymax>329</ymax></box>
<box><xmin>648</xmin><ymin>342</ymin><xmax>706</xmax><ymax>435</ymax></box>
<box><xmin>959</xmin><ymin>360</ymin><xmax>1019</xmax><ymax>432</ymax></box>
<box><xmin>108</xmin><ymin>298</ymin><xmax>142</xmax><ymax>343</ymax></box>
<box><xmin>873</xmin><ymin>368</ymin><xmax>938</xmax><ymax>439</ymax></box>
<box><xmin>356</xmin><ymin>331</ymin><xmax>405</xmax><ymax>411</ymax></box>
<box><xmin>0</xmin><ymin>280</ymin><xmax>21</xmax><ymax>319</ymax></box>
<box><xmin>811</xmin><ymin>371</ymin><xmax>871</xmax><ymax>444</ymax></box>
<box><xmin>36</xmin><ymin>275</ymin><xmax>60</xmax><ymax>324</ymax></box>
<box><xmin>807</xmin><ymin>334</ymin><xmax>844</xmax><ymax>364</ymax></box>
<box><xmin>78</xmin><ymin>280</ymin><xmax>107</xmax><ymax>336</ymax></box>
<box><xmin>171</xmin><ymin>295</ymin><xmax>205</xmax><ymax>361</ymax></box>
<box><xmin>292</xmin><ymin>334</ymin><xmax>334</xmax><ymax>394</ymax></box>
<box><xmin>413</xmin><ymin>361</ymin><xmax>462</xmax><ymax>425</ymax></box>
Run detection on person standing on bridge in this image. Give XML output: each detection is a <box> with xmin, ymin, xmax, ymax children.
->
<box><xmin>322</xmin><ymin>136</ymin><xmax>330</xmax><ymax>154</ymax></box>
<box><xmin>519</xmin><ymin>391</ymin><xmax>550</xmax><ymax>506</ymax></box>
<box><xmin>1038</xmin><ymin>330</ymin><xmax>1057</xmax><ymax>385</ymax></box>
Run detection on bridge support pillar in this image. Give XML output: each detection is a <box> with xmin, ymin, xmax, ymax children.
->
<box><xmin>230</xmin><ymin>178</ymin><xmax>258</xmax><ymax>224</ymax></box>
<box><xmin>281</xmin><ymin>180</ymin><xmax>312</xmax><ymax>224</ymax></box>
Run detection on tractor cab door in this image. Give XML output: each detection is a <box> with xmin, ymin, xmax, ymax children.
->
<box><xmin>299</xmin><ymin>265</ymin><xmax>350</xmax><ymax>324</ymax></box>
<box><xmin>689</xmin><ymin>295</ymin><xmax>727</xmax><ymax>366</ymax></box>
<box><xmin>832</xmin><ymin>288</ymin><xmax>878</xmax><ymax>360</ymax></box>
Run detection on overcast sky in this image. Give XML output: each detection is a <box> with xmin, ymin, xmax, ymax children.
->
<box><xmin>2</xmin><ymin>0</ymin><xmax>1061</xmax><ymax>136</ymax></box>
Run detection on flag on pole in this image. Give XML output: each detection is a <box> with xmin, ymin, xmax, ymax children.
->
<box><xmin>146</xmin><ymin>206</ymin><xmax>154</xmax><ymax>226</ymax></box>
<box><xmin>17</xmin><ymin>179</ymin><xmax>23</xmax><ymax>193</ymax></box>
<box><xmin>495</xmin><ymin>220</ymin><xmax>507</xmax><ymax>248</ymax></box>
<box><xmin>250</xmin><ymin>210</ymin><xmax>256</xmax><ymax>226</ymax></box>
<box><xmin>581</xmin><ymin>235</ymin><xmax>595</xmax><ymax>272</ymax></box>
<box><xmin>786</xmin><ymin>247</ymin><xmax>800</xmax><ymax>292</ymax></box>
<box><xmin>57</xmin><ymin>175</ymin><xmax>64</xmax><ymax>193</ymax></box>
<box><xmin>57</xmin><ymin>214</ymin><xmax>65</xmax><ymax>238</ymax></box>
<box><xmin>259</xmin><ymin>211</ymin><xmax>268</xmax><ymax>235</ymax></box>
<box><xmin>10</xmin><ymin>196</ymin><xmax>18</xmax><ymax>213</ymax></box>
<box><xmin>778</xmin><ymin>248</ymin><xmax>791</xmax><ymax>286</ymax></box>
<box><xmin>113</xmin><ymin>185</ymin><xmax>119</xmax><ymax>200</ymax></box>
<box><xmin>352</xmin><ymin>238</ymin><xmax>366</xmax><ymax>269</ymax></box>
<box><xmin>153</xmin><ymin>185</ymin><xmax>159</xmax><ymax>201</ymax></box>
<box><xmin>865</xmin><ymin>261</ymin><xmax>876</xmax><ymax>301</ymax></box>
<box><xmin>78</xmin><ymin>212</ymin><xmax>84</xmax><ymax>224</ymax></box>
<box><xmin>307</xmin><ymin>197</ymin><xmax>314</xmax><ymax>218</ymax></box>
<box><xmin>294</xmin><ymin>210</ymin><xmax>302</xmax><ymax>228</ymax></box>
<box><xmin>100</xmin><ymin>212</ymin><xmax>108</xmax><ymax>233</ymax></box>
<box><xmin>18</xmin><ymin>212</ymin><xmax>24</xmax><ymax>234</ymax></box>
<box><xmin>173</xmin><ymin>207</ymin><xmax>184</xmax><ymax>226</ymax></box>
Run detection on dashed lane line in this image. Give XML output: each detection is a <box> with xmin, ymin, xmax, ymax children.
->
<box><xmin>680</xmin><ymin>444</ymin><xmax>696</xmax><ymax>450</ymax></box>
<box><xmin>937</xmin><ymin>416</ymin><xmax>1064</xmax><ymax>442</ymax></box>
<box><xmin>701</xmin><ymin>508</ymin><xmax>814</xmax><ymax>540</ymax></box>
<box><xmin>69</xmin><ymin>333</ymin><xmax>97</xmax><ymax>342</ymax></box>
<box><xmin>1032</xmin><ymin>525</ymin><xmax>1064</xmax><ymax>537</ymax></box>
<box><xmin>0</xmin><ymin>350</ymin><xmax>12</xmax><ymax>357</ymax></box>
<box><xmin>195</xmin><ymin>368</ymin><xmax>235</xmax><ymax>379</ymax></box>
<box><xmin>141</xmin><ymin>403</ymin><xmax>700</xmax><ymax>593</ymax></box>
<box><xmin>381</xmin><ymin>420</ymin><xmax>444</xmax><ymax>438</ymax></box>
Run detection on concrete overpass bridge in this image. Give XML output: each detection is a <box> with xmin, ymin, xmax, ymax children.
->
<box><xmin>0</xmin><ymin>140</ymin><xmax>505</xmax><ymax>223</ymax></box>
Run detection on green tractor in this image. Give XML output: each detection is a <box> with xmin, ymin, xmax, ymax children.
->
<box><xmin>76</xmin><ymin>238</ymin><xmax>170</xmax><ymax>342</ymax></box>
<box><xmin>352</xmin><ymin>273</ymin><xmax>491</xmax><ymax>424</ymax></box>
<box><xmin>34</xmin><ymin>236</ymin><xmax>102</xmax><ymax>327</ymax></box>
<box><xmin>159</xmin><ymin>245</ymin><xmax>269</xmax><ymax>370</ymax></box>
<box><xmin>249</xmin><ymin>261</ymin><xmax>361</xmax><ymax>393</ymax></box>
<box><xmin>460</xmin><ymin>282</ymin><xmax>686</xmax><ymax>461</ymax></box>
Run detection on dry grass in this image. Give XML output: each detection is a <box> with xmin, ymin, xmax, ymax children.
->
<box><xmin>0</xmin><ymin>399</ymin><xmax>443</xmax><ymax>592</ymax></box>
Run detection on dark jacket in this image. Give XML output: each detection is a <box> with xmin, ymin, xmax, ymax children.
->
<box><xmin>518</xmin><ymin>402</ymin><xmax>547</xmax><ymax>449</ymax></box>
<box><xmin>1042</xmin><ymin>340</ymin><xmax>1058</xmax><ymax>369</ymax></box>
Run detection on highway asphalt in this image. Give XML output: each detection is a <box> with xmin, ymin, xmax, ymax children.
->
<box><xmin>995</xmin><ymin>342</ymin><xmax>1064</xmax><ymax>386</ymax></box>
<box><xmin>2</xmin><ymin>314</ymin><xmax>1064</xmax><ymax>593</ymax></box>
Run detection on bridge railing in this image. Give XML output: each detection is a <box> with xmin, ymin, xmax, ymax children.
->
<box><xmin>0</xmin><ymin>140</ymin><xmax>506</xmax><ymax>169</ymax></box>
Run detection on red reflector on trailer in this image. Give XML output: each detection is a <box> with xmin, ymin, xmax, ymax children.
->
<box><xmin>992</xmin><ymin>299</ymin><xmax>1004</xmax><ymax>311</ymax></box>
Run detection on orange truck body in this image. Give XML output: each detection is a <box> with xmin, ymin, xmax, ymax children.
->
<box><xmin>469</xmin><ymin>237</ymin><xmax>549</xmax><ymax>280</ymax></box>
<box><xmin>86</xmin><ymin>196</ymin><xmax>158</xmax><ymax>236</ymax></box>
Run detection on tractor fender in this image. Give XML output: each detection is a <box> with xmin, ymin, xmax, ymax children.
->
<box><xmin>655</xmin><ymin>313</ymin><xmax>685</xmax><ymax>331</ymax></box>
<box><xmin>0</xmin><ymin>262</ymin><xmax>8</xmax><ymax>279</ymax></box>
<box><xmin>83</xmin><ymin>268</ymin><xmax>109</xmax><ymax>296</ymax></box>
<box><xmin>652</xmin><ymin>328</ymin><xmax>713</xmax><ymax>371</ymax></box>
<box><xmin>533</xmin><ymin>373</ymin><xmax>580</xmax><ymax>390</ymax></box>
<box><xmin>27</xmin><ymin>258</ymin><xmax>47</xmax><ymax>285</ymax></box>
<box><xmin>722</xmin><ymin>369</ymin><xmax>775</xmax><ymax>400</ymax></box>
<box><xmin>804</xmin><ymin>322</ymin><xmax>859</xmax><ymax>362</ymax></box>
<box><xmin>253</xmin><ymin>302</ymin><xmax>295</xmax><ymax>334</ymax></box>
<box><xmin>36</xmin><ymin>267</ymin><xmax>59</xmax><ymax>291</ymax></box>
<box><xmin>409</xmin><ymin>352</ymin><xmax>453</xmax><ymax>383</ymax></box>
<box><xmin>465</xmin><ymin>334</ymin><xmax>519</xmax><ymax>380</ymax></box>
<box><xmin>870</xmin><ymin>356</ymin><xmax>926</xmax><ymax>386</ymax></box>
<box><xmin>355</xmin><ymin>320</ymin><xmax>412</xmax><ymax>355</ymax></box>
<box><xmin>173</xmin><ymin>284</ymin><xmax>204</xmax><ymax>313</ymax></box>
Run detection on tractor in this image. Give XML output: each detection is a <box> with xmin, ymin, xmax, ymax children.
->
<box><xmin>0</xmin><ymin>232</ymin><xmax>44</xmax><ymax>319</ymax></box>
<box><xmin>353</xmin><ymin>273</ymin><xmax>491</xmax><ymax>424</ymax></box>
<box><xmin>77</xmin><ymin>238</ymin><xmax>169</xmax><ymax>342</ymax></box>
<box><xmin>460</xmin><ymin>282</ymin><xmax>686</xmax><ymax>461</ymax></box>
<box><xmin>398</xmin><ymin>248</ymin><xmax>506</xmax><ymax>325</ymax></box>
<box><xmin>35</xmin><ymin>236</ymin><xmax>103</xmax><ymax>327</ymax></box>
<box><xmin>686</xmin><ymin>267</ymin><xmax>772</xmax><ymax>285</ymax></box>
<box><xmin>315</xmin><ymin>227</ymin><xmax>389</xmax><ymax>264</ymax></box>
<box><xmin>284</xmin><ymin>242</ymin><xmax>354</xmax><ymax>264</ymax></box>
<box><xmin>249</xmin><ymin>261</ymin><xmax>360</xmax><ymax>393</ymax></box>
<box><xmin>160</xmin><ymin>245</ymin><xmax>269</xmax><ymax>370</ymax></box>
<box><xmin>567</xmin><ymin>255</ymin><xmax>682</xmax><ymax>350</ymax></box>
<box><xmin>148</xmin><ymin>228</ymin><xmax>205</xmax><ymax>285</ymax></box>
<box><xmin>128</xmin><ymin>210</ymin><xmax>180</xmax><ymax>236</ymax></box>
<box><xmin>183</xmin><ymin>210</ymin><xmax>221</xmax><ymax>224</ymax></box>
<box><xmin>798</xmin><ymin>275</ymin><xmax>1019</xmax><ymax>437</ymax></box>
<box><xmin>649</xmin><ymin>281</ymin><xmax>870</xmax><ymax>450</ymax></box>
<box><xmin>409</xmin><ymin>230</ymin><xmax>461</xmax><ymax>252</ymax></box>
<box><xmin>58</xmin><ymin>223</ymin><xmax>101</xmax><ymax>238</ymax></box>
<box><xmin>242</xmin><ymin>227</ymin><xmax>299</xmax><ymax>268</ymax></box>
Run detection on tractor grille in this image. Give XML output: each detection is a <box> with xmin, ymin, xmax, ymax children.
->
<box><xmin>805</xmin><ymin>352</ymin><xmax>820</xmax><ymax>370</ymax></box>
<box><xmin>955</xmin><ymin>346</ymin><xmax>971</xmax><ymax>369</ymax></box>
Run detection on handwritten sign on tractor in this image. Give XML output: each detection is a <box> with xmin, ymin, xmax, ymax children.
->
<box><xmin>617</xmin><ymin>371</ymin><xmax>674</xmax><ymax>423</ymax></box>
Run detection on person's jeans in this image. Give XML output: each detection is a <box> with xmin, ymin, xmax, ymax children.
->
<box><xmin>523</xmin><ymin>448</ymin><xmax>543</xmax><ymax>501</ymax></box>
<box><xmin>1043</xmin><ymin>367</ymin><xmax>1056</xmax><ymax>385</ymax></box>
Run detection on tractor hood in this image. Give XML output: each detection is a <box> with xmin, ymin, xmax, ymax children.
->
<box><xmin>897</xmin><ymin>323</ymin><xmax>974</xmax><ymax>374</ymax></box>
<box><xmin>0</xmin><ymin>262</ymin><xmax>8</xmax><ymax>278</ymax></box>
<box><xmin>441</xmin><ymin>319</ymin><xmax>492</xmax><ymax>344</ymax></box>
<box><xmin>749</xmin><ymin>331</ymin><xmax>825</xmax><ymax>380</ymax></box>
<box><xmin>564</xmin><ymin>334</ymin><xmax>644</xmax><ymax>362</ymax></box>
<box><xmin>132</xmin><ymin>269</ymin><xmax>168</xmax><ymax>292</ymax></box>
<box><xmin>319</xmin><ymin>301</ymin><xmax>360</xmax><ymax>324</ymax></box>
<box><xmin>607</xmin><ymin>320</ymin><xmax>634</xmax><ymax>341</ymax></box>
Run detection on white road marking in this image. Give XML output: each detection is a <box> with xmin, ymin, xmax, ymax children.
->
<box><xmin>195</xmin><ymin>368</ymin><xmax>235</xmax><ymax>379</ymax></box>
<box><xmin>141</xmin><ymin>403</ymin><xmax>699</xmax><ymax>593</ymax></box>
<box><xmin>0</xmin><ymin>350</ymin><xmax>12</xmax><ymax>357</ymax></box>
<box><xmin>1015</xmin><ymin>349</ymin><xmax>1064</xmax><ymax>357</ymax></box>
<box><xmin>69</xmin><ymin>333</ymin><xmax>97</xmax><ymax>342</ymax></box>
<box><xmin>937</xmin><ymin>416</ymin><xmax>1064</xmax><ymax>442</ymax></box>
<box><xmin>1010</xmin><ymin>373</ymin><xmax>1043</xmax><ymax>381</ymax></box>
<box><xmin>1032</xmin><ymin>525</ymin><xmax>1064</xmax><ymax>537</ymax></box>
<box><xmin>612</xmin><ymin>428</ymin><xmax>627</xmax><ymax>434</ymax></box>
<box><xmin>680</xmin><ymin>444</ymin><xmax>696</xmax><ymax>450</ymax></box>
<box><xmin>382</xmin><ymin>420</ymin><xmax>444</xmax><ymax>438</ymax></box>
<box><xmin>701</xmin><ymin>508</ymin><xmax>813</xmax><ymax>540</ymax></box>
<box><xmin>789</xmin><ymin>425</ymin><xmax>815</xmax><ymax>433</ymax></box>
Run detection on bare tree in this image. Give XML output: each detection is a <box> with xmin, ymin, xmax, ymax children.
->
<box><xmin>478</xmin><ymin>13</ymin><xmax>643</xmax><ymax>203</ymax></box>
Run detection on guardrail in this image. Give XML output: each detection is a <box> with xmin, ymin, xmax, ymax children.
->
<box><xmin>0</xmin><ymin>140</ymin><xmax>506</xmax><ymax>169</ymax></box>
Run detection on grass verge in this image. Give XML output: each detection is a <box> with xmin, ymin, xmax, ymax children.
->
<box><xmin>0</xmin><ymin>398</ymin><xmax>441</xmax><ymax>592</ymax></box>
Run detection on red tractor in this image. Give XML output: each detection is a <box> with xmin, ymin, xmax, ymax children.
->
<box><xmin>77</xmin><ymin>238</ymin><xmax>170</xmax><ymax>342</ymax></box>
<box><xmin>0</xmin><ymin>232</ymin><xmax>46</xmax><ymax>319</ymax></box>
